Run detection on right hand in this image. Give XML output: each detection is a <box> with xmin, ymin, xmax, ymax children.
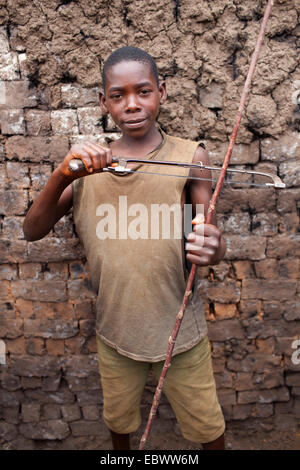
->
<box><xmin>57</xmin><ymin>141</ymin><xmax>113</xmax><ymax>179</ymax></box>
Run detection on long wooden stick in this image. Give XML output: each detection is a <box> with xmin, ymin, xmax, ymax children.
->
<box><xmin>139</xmin><ymin>0</ymin><xmax>274</xmax><ymax>450</ymax></box>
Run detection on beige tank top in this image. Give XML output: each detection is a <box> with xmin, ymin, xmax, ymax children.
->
<box><xmin>72</xmin><ymin>132</ymin><xmax>207</xmax><ymax>362</ymax></box>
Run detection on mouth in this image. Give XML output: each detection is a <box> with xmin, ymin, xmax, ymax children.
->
<box><xmin>123</xmin><ymin>117</ymin><xmax>147</xmax><ymax>128</ymax></box>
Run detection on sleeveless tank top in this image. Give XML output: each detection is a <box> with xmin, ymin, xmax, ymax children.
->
<box><xmin>72</xmin><ymin>132</ymin><xmax>207</xmax><ymax>361</ymax></box>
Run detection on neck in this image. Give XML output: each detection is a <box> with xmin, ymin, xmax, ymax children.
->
<box><xmin>111</xmin><ymin>125</ymin><xmax>162</xmax><ymax>158</ymax></box>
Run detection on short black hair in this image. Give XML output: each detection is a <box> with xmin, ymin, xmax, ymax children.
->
<box><xmin>102</xmin><ymin>46</ymin><xmax>159</xmax><ymax>91</ymax></box>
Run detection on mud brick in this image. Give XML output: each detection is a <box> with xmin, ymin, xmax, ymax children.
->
<box><xmin>218</xmin><ymin>188</ymin><xmax>276</xmax><ymax>213</ymax></box>
<box><xmin>254</xmin><ymin>259</ymin><xmax>278</xmax><ymax>279</ymax></box>
<box><xmin>68</xmin><ymin>279</ymin><xmax>97</xmax><ymax>301</ymax></box>
<box><xmin>27</xmin><ymin>238</ymin><xmax>85</xmax><ymax>262</ymax></box>
<box><xmin>0</xmin><ymin>302</ymin><xmax>15</xmax><ymax>319</ymax></box>
<box><xmin>1</xmin><ymin>372</ymin><xmax>21</xmax><ymax>391</ymax></box>
<box><xmin>3</xmin><ymin>406</ymin><xmax>19</xmax><ymax>424</ymax></box>
<box><xmin>197</xmin><ymin>279</ymin><xmax>240</xmax><ymax>303</ymax></box>
<box><xmin>252</xmin><ymin>403</ymin><xmax>273</xmax><ymax>418</ymax></box>
<box><xmin>69</xmin><ymin>132</ymin><xmax>120</xmax><ymax>146</ymax></box>
<box><xmin>75</xmin><ymin>390</ymin><xmax>102</xmax><ymax>405</ymax></box>
<box><xmin>1</xmin><ymin>238</ymin><xmax>29</xmax><ymax>265</ymax></box>
<box><xmin>22</xmin><ymin>403</ymin><xmax>40</xmax><ymax>423</ymax></box>
<box><xmin>0</xmin><ymin>318</ymin><xmax>23</xmax><ymax>339</ymax></box>
<box><xmin>233</xmin><ymin>261</ymin><xmax>254</xmax><ymax>280</ymax></box>
<box><xmin>29</xmin><ymin>164</ymin><xmax>52</xmax><ymax>191</ymax></box>
<box><xmin>0</xmin><ymin>80</ymin><xmax>38</xmax><ymax>109</ymax></box>
<box><xmin>70</xmin><ymin>420</ymin><xmax>102</xmax><ymax>437</ymax></box>
<box><xmin>11</xmin><ymin>280</ymin><xmax>67</xmax><ymax>302</ymax></box>
<box><xmin>53</xmin><ymin>214</ymin><xmax>74</xmax><ymax>238</ymax></box>
<box><xmin>41</xmin><ymin>404</ymin><xmax>61</xmax><ymax>420</ymax></box>
<box><xmin>246</xmin><ymin>318</ymin><xmax>300</xmax><ymax>339</ymax></box>
<box><xmin>25</xmin><ymin>109</ymin><xmax>51</xmax><ymax>136</ymax></box>
<box><xmin>15</xmin><ymin>298</ymin><xmax>34</xmax><ymax>318</ymax></box>
<box><xmin>274</xmin><ymin>413</ymin><xmax>298</xmax><ymax>431</ymax></box>
<box><xmin>232</xmin><ymin>404</ymin><xmax>252</xmax><ymax>420</ymax></box>
<box><xmin>242</xmin><ymin>279</ymin><xmax>297</xmax><ymax>301</ymax></box>
<box><xmin>79</xmin><ymin>319</ymin><xmax>95</xmax><ymax>337</ymax></box>
<box><xmin>283</xmin><ymin>301</ymin><xmax>300</xmax><ymax>321</ymax></box>
<box><xmin>261</xmin><ymin>132</ymin><xmax>300</xmax><ymax>162</ymax></box>
<box><xmin>31</xmin><ymin>301</ymin><xmax>74</xmax><ymax>320</ymax></box>
<box><xmin>206</xmin><ymin>141</ymin><xmax>259</xmax><ymax>165</ymax></box>
<box><xmin>219</xmin><ymin>212</ymin><xmax>250</xmax><ymax>234</ymax></box>
<box><xmin>0</xmin><ymin>26</ymin><xmax>10</xmax><ymax>52</ymax></box>
<box><xmin>292</xmin><ymin>387</ymin><xmax>300</xmax><ymax>397</ymax></box>
<box><xmin>277</xmin><ymin>189</ymin><xmax>300</xmax><ymax>213</ymax></box>
<box><xmin>210</xmin><ymin>261</ymin><xmax>230</xmax><ymax>281</ymax></box>
<box><xmin>61</xmin><ymin>404</ymin><xmax>81</xmax><ymax>422</ymax></box>
<box><xmin>19</xmin><ymin>263</ymin><xmax>42</xmax><ymax>280</ymax></box>
<box><xmin>60</xmin><ymin>84</ymin><xmax>99</xmax><ymax>107</ymax></box>
<box><xmin>227</xmin><ymin>354</ymin><xmax>281</xmax><ymax>373</ymax></box>
<box><xmin>0</xmin><ymin>163</ymin><xmax>6</xmax><ymax>188</ymax></box>
<box><xmin>62</xmin><ymin>354</ymin><xmax>99</xmax><ymax>378</ymax></box>
<box><xmin>285</xmin><ymin>373</ymin><xmax>300</xmax><ymax>387</ymax></box>
<box><xmin>25</xmin><ymin>387</ymin><xmax>74</xmax><ymax>405</ymax></box>
<box><xmin>69</xmin><ymin>261</ymin><xmax>90</xmax><ymax>280</ymax></box>
<box><xmin>0</xmin><ymin>189</ymin><xmax>28</xmax><ymax>215</ymax></box>
<box><xmin>21</xmin><ymin>377</ymin><xmax>42</xmax><ymax>389</ymax></box>
<box><xmin>6</xmin><ymin>161</ymin><xmax>30</xmax><ymax>188</ymax></box>
<box><xmin>279</xmin><ymin>160</ymin><xmax>300</xmax><ymax>188</ymax></box>
<box><xmin>2</xmin><ymin>216</ymin><xmax>25</xmax><ymax>239</ymax></box>
<box><xmin>0</xmin><ymin>389</ymin><xmax>24</xmax><ymax>407</ymax></box>
<box><xmin>18</xmin><ymin>52</ymin><xmax>30</xmax><ymax>78</ymax></box>
<box><xmin>224</xmin><ymin>236</ymin><xmax>266</xmax><ymax>261</ymax></box>
<box><xmin>44</xmin><ymin>262</ymin><xmax>68</xmax><ymax>280</ymax></box>
<box><xmin>24</xmin><ymin>319</ymin><xmax>78</xmax><ymax>339</ymax></box>
<box><xmin>214</xmin><ymin>369</ymin><xmax>233</xmax><ymax>388</ymax></box>
<box><xmin>6</xmin><ymin>337</ymin><xmax>26</xmax><ymax>354</ymax></box>
<box><xmin>0</xmin><ymin>52</ymin><xmax>19</xmax><ymax>80</ymax></box>
<box><xmin>217</xmin><ymin>389</ymin><xmax>236</xmax><ymax>406</ymax></box>
<box><xmin>51</xmin><ymin>109</ymin><xmax>78</xmax><ymax>135</ymax></box>
<box><xmin>0</xmin><ymin>108</ymin><xmax>25</xmax><ymax>134</ymax></box>
<box><xmin>207</xmin><ymin>319</ymin><xmax>245</xmax><ymax>341</ymax></box>
<box><xmin>238</xmin><ymin>387</ymin><xmax>290</xmax><ymax>404</ymax></box>
<box><xmin>251</xmin><ymin>213</ymin><xmax>279</xmax><ymax>236</ymax></box>
<box><xmin>5</xmin><ymin>135</ymin><xmax>69</xmax><ymax>163</ymax></box>
<box><xmin>214</xmin><ymin>303</ymin><xmax>237</xmax><ymax>319</ymax></box>
<box><xmin>253</xmin><ymin>370</ymin><xmax>284</xmax><ymax>389</ymax></box>
<box><xmin>0</xmin><ymin>422</ymin><xmax>18</xmax><ymax>441</ymax></box>
<box><xmin>280</xmin><ymin>212</ymin><xmax>300</xmax><ymax>233</ymax></box>
<box><xmin>81</xmin><ymin>405</ymin><xmax>100</xmax><ymax>421</ymax></box>
<box><xmin>262</xmin><ymin>301</ymin><xmax>283</xmax><ymax>319</ymax></box>
<box><xmin>9</xmin><ymin>355</ymin><xmax>63</xmax><ymax>377</ymax></box>
<box><xmin>0</xmin><ymin>279</ymin><xmax>11</xmax><ymax>301</ymax></box>
<box><xmin>77</xmin><ymin>106</ymin><xmax>103</xmax><ymax>134</ymax></box>
<box><xmin>255</xmin><ymin>338</ymin><xmax>275</xmax><ymax>354</ymax></box>
<box><xmin>42</xmin><ymin>374</ymin><xmax>61</xmax><ymax>392</ymax></box>
<box><xmin>19</xmin><ymin>420</ymin><xmax>70</xmax><ymax>440</ymax></box>
<box><xmin>84</xmin><ymin>335</ymin><xmax>97</xmax><ymax>353</ymax></box>
<box><xmin>73</xmin><ymin>300</ymin><xmax>94</xmax><ymax>319</ymax></box>
<box><xmin>46</xmin><ymin>339</ymin><xmax>65</xmax><ymax>355</ymax></box>
<box><xmin>233</xmin><ymin>372</ymin><xmax>253</xmax><ymax>391</ymax></box>
<box><xmin>275</xmin><ymin>337</ymin><xmax>298</xmax><ymax>356</ymax></box>
<box><xmin>0</xmin><ymin>264</ymin><xmax>18</xmax><ymax>280</ymax></box>
<box><xmin>25</xmin><ymin>337</ymin><xmax>45</xmax><ymax>355</ymax></box>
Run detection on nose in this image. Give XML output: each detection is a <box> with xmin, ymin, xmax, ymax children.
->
<box><xmin>125</xmin><ymin>93</ymin><xmax>141</xmax><ymax>112</ymax></box>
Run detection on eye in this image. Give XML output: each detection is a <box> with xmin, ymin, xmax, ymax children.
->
<box><xmin>140</xmin><ymin>89</ymin><xmax>151</xmax><ymax>95</ymax></box>
<box><xmin>110</xmin><ymin>93</ymin><xmax>122</xmax><ymax>100</ymax></box>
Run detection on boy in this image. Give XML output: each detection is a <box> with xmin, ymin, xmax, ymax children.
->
<box><xmin>23</xmin><ymin>46</ymin><xmax>226</xmax><ymax>450</ymax></box>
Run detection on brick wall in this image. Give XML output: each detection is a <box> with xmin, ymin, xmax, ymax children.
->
<box><xmin>0</xmin><ymin>0</ymin><xmax>300</xmax><ymax>449</ymax></box>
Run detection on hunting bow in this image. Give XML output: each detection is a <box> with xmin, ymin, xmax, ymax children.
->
<box><xmin>138</xmin><ymin>0</ymin><xmax>275</xmax><ymax>450</ymax></box>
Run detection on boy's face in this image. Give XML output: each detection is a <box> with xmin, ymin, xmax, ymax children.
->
<box><xmin>100</xmin><ymin>60</ymin><xmax>166</xmax><ymax>138</ymax></box>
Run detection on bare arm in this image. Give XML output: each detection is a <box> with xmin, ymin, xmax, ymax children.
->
<box><xmin>185</xmin><ymin>145</ymin><xmax>226</xmax><ymax>266</ymax></box>
<box><xmin>23</xmin><ymin>141</ymin><xmax>113</xmax><ymax>241</ymax></box>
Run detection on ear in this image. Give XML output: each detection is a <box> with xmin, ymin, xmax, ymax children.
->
<box><xmin>99</xmin><ymin>90</ymin><xmax>108</xmax><ymax>114</ymax></box>
<box><xmin>158</xmin><ymin>81</ymin><xmax>167</xmax><ymax>105</ymax></box>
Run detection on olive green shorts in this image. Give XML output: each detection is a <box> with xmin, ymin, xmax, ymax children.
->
<box><xmin>96</xmin><ymin>335</ymin><xmax>225</xmax><ymax>444</ymax></box>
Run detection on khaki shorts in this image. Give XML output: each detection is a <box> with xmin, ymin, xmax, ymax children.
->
<box><xmin>96</xmin><ymin>335</ymin><xmax>225</xmax><ymax>443</ymax></box>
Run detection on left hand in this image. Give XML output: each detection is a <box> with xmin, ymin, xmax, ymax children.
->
<box><xmin>185</xmin><ymin>214</ymin><xmax>222</xmax><ymax>266</ymax></box>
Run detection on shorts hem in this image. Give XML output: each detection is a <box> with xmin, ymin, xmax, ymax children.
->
<box><xmin>181</xmin><ymin>423</ymin><xmax>226</xmax><ymax>445</ymax></box>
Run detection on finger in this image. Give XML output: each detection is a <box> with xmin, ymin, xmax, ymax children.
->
<box><xmin>70</xmin><ymin>149</ymin><xmax>93</xmax><ymax>173</ymax></box>
<box><xmin>83</xmin><ymin>143</ymin><xmax>103</xmax><ymax>171</ymax></box>
<box><xmin>186</xmin><ymin>252</ymin><xmax>211</xmax><ymax>266</ymax></box>
<box><xmin>88</xmin><ymin>142</ymin><xmax>113</xmax><ymax>167</ymax></box>
<box><xmin>192</xmin><ymin>212</ymin><xmax>205</xmax><ymax>225</ymax></box>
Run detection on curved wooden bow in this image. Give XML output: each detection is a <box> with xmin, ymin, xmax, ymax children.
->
<box><xmin>139</xmin><ymin>0</ymin><xmax>275</xmax><ymax>450</ymax></box>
